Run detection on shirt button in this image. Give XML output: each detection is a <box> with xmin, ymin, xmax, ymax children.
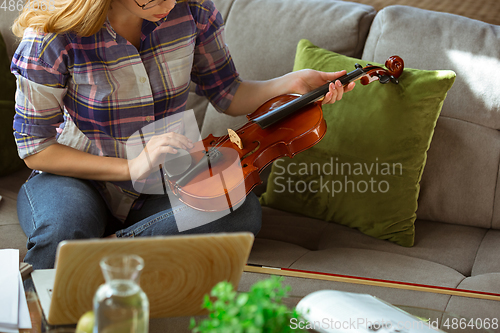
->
<box><xmin>146</xmin><ymin>116</ymin><xmax>152</xmax><ymax>122</ymax></box>
<box><xmin>139</xmin><ymin>77</ymin><xmax>147</xmax><ymax>83</ymax></box>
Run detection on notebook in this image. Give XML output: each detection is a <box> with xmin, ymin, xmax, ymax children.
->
<box><xmin>31</xmin><ymin>232</ymin><xmax>254</xmax><ymax>325</ymax></box>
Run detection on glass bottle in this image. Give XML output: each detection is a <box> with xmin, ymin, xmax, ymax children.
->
<box><xmin>93</xmin><ymin>254</ymin><xmax>149</xmax><ymax>333</ymax></box>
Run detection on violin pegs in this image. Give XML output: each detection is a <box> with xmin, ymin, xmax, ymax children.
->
<box><xmin>378</xmin><ymin>75</ymin><xmax>390</xmax><ymax>84</ymax></box>
<box><xmin>355</xmin><ymin>63</ymin><xmax>363</xmax><ymax>69</ymax></box>
<box><xmin>360</xmin><ymin>76</ymin><xmax>370</xmax><ymax>85</ymax></box>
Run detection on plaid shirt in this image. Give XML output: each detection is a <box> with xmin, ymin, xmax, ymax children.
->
<box><xmin>11</xmin><ymin>0</ymin><xmax>240</xmax><ymax>221</ymax></box>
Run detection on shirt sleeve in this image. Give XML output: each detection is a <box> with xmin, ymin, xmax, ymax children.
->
<box><xmin>10</xmin><ymin>29</ymin><xmax>69</xmax><ymax>159</ymax></box>
<box><xmin>189</xmin><ymin>0</ymin><xmax>241</xmax><ymax>113</ymax></box>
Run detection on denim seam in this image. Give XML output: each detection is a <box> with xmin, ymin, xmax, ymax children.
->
<box><xmin>22</xmin><ymin>183</ymin><xmax>38</xmax><ymax>230</ymax></box>
<box><xmin>117</xmin><ymin>205</ymin><xmax>189</xmax><ymax>238</ymax></box>
<box><xmin>21</xmin><ymin>183</ymin><xmax>39</xmax><ymax>248</ymax></box>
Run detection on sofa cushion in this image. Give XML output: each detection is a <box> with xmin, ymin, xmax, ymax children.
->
<box><xmin>288</xmin><ymin>247</ymin><xmax>466</xmax><ymax>289</ymax></box>
<box><xmin>446</xmin><ymin>274</ymin><xmax>500</xmax><ymax>322</ymax></box>
<box><xmin>260</xmin><ymin>40</ymin><xmax>455</xmax><ymax>247</ymax></box>
<box><xmin>362</xmin><ymin>5</ymin><xmax>500</xmax><ymax>129</ymax></box>
<box><xmin>417</xmin><ymin>117</ymin><xmax>500</xmax><ymax>229</ymax></box>
<box><xmin>248</xmin><ymin>238</ymin><xmax>466</xmax><ymax>288</ymax></box>
<box><xmin>360</xmin><ymin>5</ymin><xmax>500</xmax><ymax>229</ymax></box>
<box><xmin>211</xmin><ymin>0</ymin><xmax>234</xmax><ymax>22</ymax></box>
<box><xmin>200</xmin><ymin>0</ymin><xmax>376</xmax><ymax>138</ymax></box>
<box><xmin>318</xmin><ymin>219</ymin><xmax>486</xmax><ymax>277</ymax></box>
<box><xmin>470</xmin><ymin>230</ymin><xmax>500</xmax><ymax>276</ymax></box>
<box><xmin>238</xmin><ymin>271</ymin><xmax>454</xmax><ymax>316</ymax></box>
<box><xmin>223</xmin><ymin>0</ymin><xmax>375</xmax><ymax>80</ymax></box>
<box><xmin>255</xmin><ymin>207</ymin><xmax>486</xmax><ymax>277</ymax></box>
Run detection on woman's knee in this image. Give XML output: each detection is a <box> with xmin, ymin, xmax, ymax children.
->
<box><xmin>232</xmin><ymin>192</ymin><xmax>262</xmax><ymax>236</ymax></box>
<box><xmin>19</xmin><ymin>174</ymin><xmax>112</xmax><ymax>269</ymax></box>
<box><xmin>18</xmin><ymin>173</ymin><xmax>110</xmax><ymax>248</ymax></box>
<box><xmin>176</xmin><ymin>192</ymin><xmax>262</xmax><ymax>236</ymax></box>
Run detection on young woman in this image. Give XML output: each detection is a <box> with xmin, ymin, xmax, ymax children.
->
<box><xmin>11</xmin><ymin>0</ymin><xmax>355</xmax><ymax>269</ymax></box>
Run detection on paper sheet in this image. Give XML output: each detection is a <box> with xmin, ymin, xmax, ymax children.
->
<box><xmin>18</xmin><ymin>273</ymin><xmax>32</xmax><ymax>330</ymax></box>
<box><xmin>0</xmin><ymin>249</ymin><xmax>19</xmax><ymax>331</ymax></box>
<box><xmin>0</xmin><ymin>249</ymin><xmax>32</xmax><ymax>332</ymax></box>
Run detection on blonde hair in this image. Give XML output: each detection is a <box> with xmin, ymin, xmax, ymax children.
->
<box><xmin>12</xmin><ymin>0</ymin><xmax>113</xmax><ymax>37</ymax></box>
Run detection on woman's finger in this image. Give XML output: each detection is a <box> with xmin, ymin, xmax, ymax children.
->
<box><xmin>322</xmin><ymin>82</ymin><xmax>338</xmax><ymax>105</ymax></box>
<box><xmin>322</xmin><ymin>84</ymin><xmax>334</xmax><ymax>105</ymax></box>
<box><xmin>160</xmin><ymin>133</ymin><xmax>194</xmax><ymax>149</ymax></box>
<box><xmin>346</xmin><ymin>81</ymin><xmax>356</xmax><ymax>92</ymax></box>
<box><xmin>157</xmin><ymin>145</ymin><xmax>178</xmax><ymax>155</ymax></box>
<box><xmin>334</xmin><ymin>80</ymin><xmax>344</xmax><ymax>101</ymax></box>
<box><xmin>323</xmin><ymin>70</ymin><xmax>346</xmax><ymax>83</ymax></box>
<box><xmin>167</xmin><ymin>138</ymin><xmax>188</xmax><ymax>150</ymax></box>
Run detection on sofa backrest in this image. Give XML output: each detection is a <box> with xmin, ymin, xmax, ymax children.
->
<box><xmin>361</xmin><ymin>5</ymin><xmax>500</xmax><ymax>229</ymax></box>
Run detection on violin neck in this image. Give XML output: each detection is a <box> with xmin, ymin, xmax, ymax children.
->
<box><xmin>253</xmin><ymin>68</ymin><xmax>365</xmax><ymax>129</ymax></box>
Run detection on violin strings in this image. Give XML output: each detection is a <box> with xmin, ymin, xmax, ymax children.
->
<box><xmin>206</xmin><ymin>119</ymin><xmax>253</xmax><ymax>152</ymax></box>
<box><xmin>206</xmin><ymin>72</ymin><xmax>356</xmax><ymax>153</ymax></box>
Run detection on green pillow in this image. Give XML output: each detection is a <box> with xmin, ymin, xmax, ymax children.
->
<box><xmin>0</xmin><ymin>32</ymin><xmax>24</xmax><ymax>176</ymax></box>
<box><xmin>259</xmin><ymin>39</ymin><xmax>456</xmax><ymax>247</ymax></box>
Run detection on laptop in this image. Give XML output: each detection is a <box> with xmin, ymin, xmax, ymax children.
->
<box><xmin>31</xmin><ymin>232</ymin><xmax>254</xmax><ymax>325</ymax></box>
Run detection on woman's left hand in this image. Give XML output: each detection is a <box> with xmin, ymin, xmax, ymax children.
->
<box><xmin>287</xmin><ymin>69</ymin><xmax>356</xmax><ymax>105</ymax></box>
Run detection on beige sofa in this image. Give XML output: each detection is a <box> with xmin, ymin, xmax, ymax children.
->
<box><xmin>2</xmin><ymin>0</ymin><xmax>500</xmax><ymax>329</ymax></box>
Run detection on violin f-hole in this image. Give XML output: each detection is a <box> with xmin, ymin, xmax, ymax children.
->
<box><xmin>240</xmin><ymin>141</ymin><xmax>261</xmax><ymax>163</ymax></box>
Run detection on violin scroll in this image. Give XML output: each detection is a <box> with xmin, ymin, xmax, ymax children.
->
<box><xmin>359</xmin><ymin>55</ymin><xmax>404</xmax><ymax>85</ymax></box>
<box><xmin>385</xmin><ymin>55</ymin><xmax>404</xmax><ymax>78</ymax></box>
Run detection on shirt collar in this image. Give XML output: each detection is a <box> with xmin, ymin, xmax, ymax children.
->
<box><xmin>103</xmin><ymin>16</ymin><xmax>168</xmax><ymax>41</ymax></box>
<box><xmin>103</xmin><ymin>17</ymin><xmax>117</xmax><ymax>39</ymax></box>
<box><xmin>141</xmin><ymin>17</ymin><xmax>168</xmax><ymax>37</ymax></box>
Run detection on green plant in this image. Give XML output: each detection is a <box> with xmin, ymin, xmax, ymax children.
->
<box><xmin>190</xmin><ymin>276</ymin><xmax>307</xmax><ymax>333</ymax></box>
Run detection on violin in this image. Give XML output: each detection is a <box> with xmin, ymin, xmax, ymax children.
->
<box><xmin>165</xmin><ymin>56</ymin><xmax>404</xmax><ymax>212</ymax></box>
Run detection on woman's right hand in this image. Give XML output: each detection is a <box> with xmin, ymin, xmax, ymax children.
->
<box><xmin>128</xmin><ymin>132</ymin><xmax>194</xmax><ymax>181</ymax></box>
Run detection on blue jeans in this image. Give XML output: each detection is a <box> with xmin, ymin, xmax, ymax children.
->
<box><xmin>17</xmin><ymin>173</ymin><xmax>262</xmax><ymax>269</ymax></box>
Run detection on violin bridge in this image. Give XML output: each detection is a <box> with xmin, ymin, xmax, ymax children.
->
<box><xmin>228</xmin><ymin>129</ymin><xmax>243</xmax><ymax>150</ymax></box>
